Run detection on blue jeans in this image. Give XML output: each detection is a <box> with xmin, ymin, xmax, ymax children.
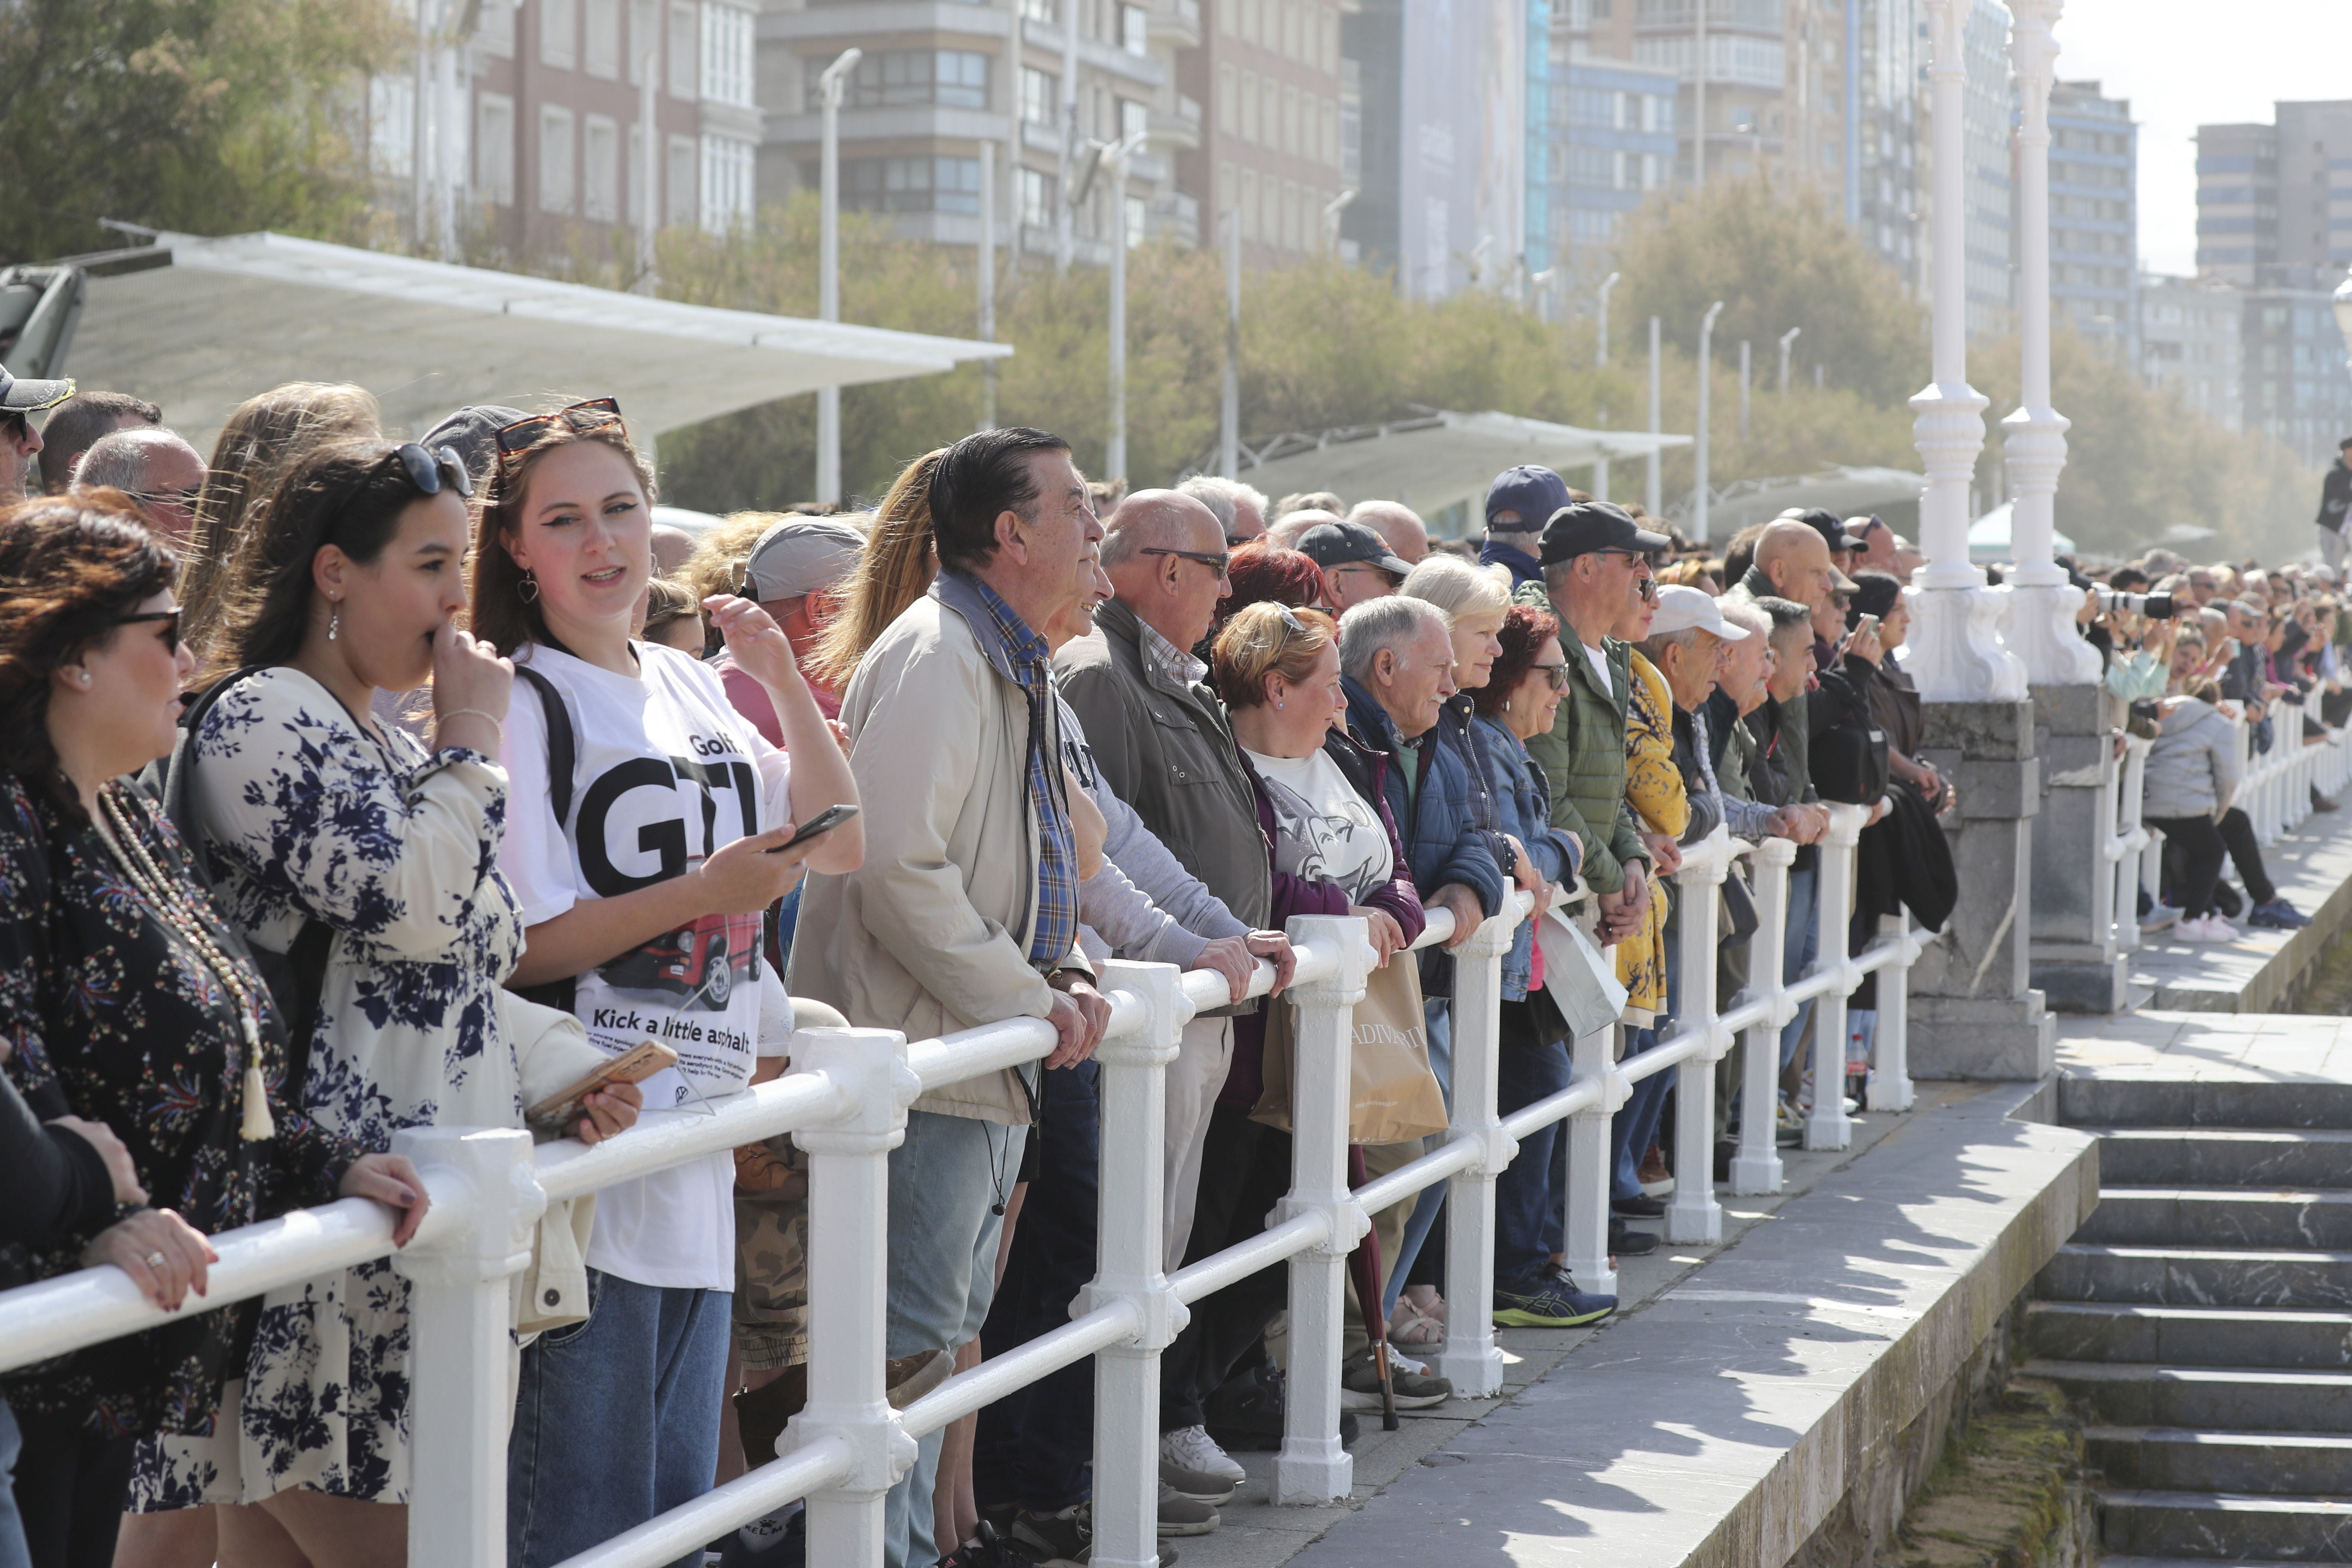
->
<box><xmin>1610</xmin><ymin>1028</ymin><xmax>1673</xmax><ymax>1201</ymax></box>
<box><xmin>508</xmin><ymin>1271</ymin><xmax>733</xmax><ymax>1568</ymax></box>
<box><xmin>1383</xmin><ymin>996</ymin><xmax>1453</xmax><ymax>1317</ymax></box>
<box><xmin>883</xmin><ymin>1108</ymin><xmax>1028</xmax><ymax>1568</ymax></box>
<box><xmin>975</xmin><ymin>1061</ymin><xmax>1099</xmax><ymax>1515</ymax></box>
<box><xmin>1779</xmin><ymin>864</ymin><xmax>1820</xmax><ymax>1071</ymax></box>
<box><xmin>0</xmin><ymin>1399</ymin><xmax>28</xmax><ymax>1568</ymax></box>
<box><xmin>1492</xmin><ymin>1011</ymin><xmax>1571</xmax><ymax>1290</ymax></box>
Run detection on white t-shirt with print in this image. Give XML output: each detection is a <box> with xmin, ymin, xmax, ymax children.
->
<box><xmin>501</xmin><ymin>640</ymin><xmax>795</xmax><ymax>1291</ymax></box>
<box><xmin>1243</xmin><ymin>746</ymin><xmax>1394</xmax><ymax>903</ymax></box>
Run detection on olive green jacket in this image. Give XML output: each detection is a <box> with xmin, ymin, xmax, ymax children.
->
<box><xmin>1514</xmin><ymin>581</ymin><xmax>1649</xmax><ymax>895</ymax></box>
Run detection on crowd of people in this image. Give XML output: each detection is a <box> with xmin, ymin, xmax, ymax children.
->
<box><xmin>0</xmin><ymin>348</ymin><xmax>2338</xmax><ymax>1568</ymax></box>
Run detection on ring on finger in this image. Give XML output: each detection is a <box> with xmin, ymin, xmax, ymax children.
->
<box><xmin>143</xmin><ymin>1251</ymin><xmax>168</xmax><ymax>1268</ymax></box>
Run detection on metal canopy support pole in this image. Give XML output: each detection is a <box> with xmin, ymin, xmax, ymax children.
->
<box><xmin>1221</xmin><ymin>212</ymin><xmax>1241</xmax><ymax>478</ymax></box>
<box><xmin>816</xmin><ymin>48</ymin><xmax>863</xmax><ymax>506</ymax></box>
<box><xmin>1647</xmin><ymin>315</ymin><xmax>1663</xmax><ymax>518</ymax></box>
<box><xmin>1694</xmin><ymin>300</ymin><xmax>1723</xmax><ymax>544</ymax></box>
<box><xmin>979</xmin><ymin>141</ymin><xmax>998</xmax><ymax>432</ymax></box>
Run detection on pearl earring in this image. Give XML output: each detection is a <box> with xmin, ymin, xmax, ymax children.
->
<box><xmin>328</xmin><ymin>602</ymin><xmax>340</xmax><ymax>642</ymax></box>
<box><xmin>77</xmin><ymin>671</ymin><xmax>92</xmax><ymax>686</ymax></box>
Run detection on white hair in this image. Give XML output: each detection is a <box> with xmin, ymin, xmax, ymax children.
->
<box><xmin>1337</xmin><ymin>594</ymin><xmax>1449</xmax><ymax>683</ymax></box>
<box><xmin>73</xmin><ymin>427</ymin><xmax>201</xmax><ymax>492</ymax></box>
<box><xmin>1177</xmin><ymin>475</ymin><xmax>1268</xmax><ymax>531</ymax></box>
<box><xmin>1400</xmin><ymin>555</ymin><xmax>1509</xmax><ymax>622</ymax></box>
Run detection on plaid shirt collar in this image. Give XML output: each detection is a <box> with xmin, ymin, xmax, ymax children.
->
<box><xmin>1136</xmin><ymin>615</ymin><xmax>1209</xmax><ymax>692</ymax></box>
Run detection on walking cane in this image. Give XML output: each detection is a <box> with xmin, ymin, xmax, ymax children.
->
<box><xmin>1347</xmin><ymin>1144</ymin><xmax>1399</xmax><ymax>1431</ymax></box>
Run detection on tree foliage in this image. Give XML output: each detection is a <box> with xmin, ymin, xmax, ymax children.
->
<box><xmin>0</xmin><ymin>0</ymin><xmax>402</xmax><ymax>266</ymax></box>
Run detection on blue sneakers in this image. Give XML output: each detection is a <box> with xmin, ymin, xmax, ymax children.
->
<box><xmin>2248</xmin><ymin>898</ymin><xmax>2314</xmax><ymax>930</ymax></box>
<box><xmin>1493</xmin><ymin>1274</ymin><xmax>1618</xmax><ymax>1328</ymax></box>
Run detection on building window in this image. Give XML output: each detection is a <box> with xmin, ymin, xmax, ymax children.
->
<box><xmin>668</xmin><ymin>2</ymin><xmax>698</xmax><ymax>99</ymax></box>
<box><xmin>700</xmin><ymin>134</ymin><xmax>754</xmax><ymax>231</ymax></box>
<box><xmin>701</xmin><ymin>3</ymin><xmax>753</xmax><ymax>108</ymax></box>
<box><xmin>584</xmin><ymin>114</ymin><xmax>620</xmax><ymax>220</ymax></box>
<box><xmin>1126</xmin><ymin>194</ymin><xmax>1147</xmax><ymax>245</ymax></box>
<box><xmin>1019</xmin><ymin>165</ymin><xmax>1052</xmax><ymax>228</ymax></box>
<box><xmin>476</xmin><ymin>93</ymin><xmax>515</xmax><ymax>205</ymax></box>
<box><xmin>479</xmin><ymin>0</ymin><xmax>516</xmax><ymax>57</ymax></box>
<box><xmin>628</xmin><ymin>0</ymin><xmax>658</xmax><ymax>83</ymax></box>
<box><xmin>668</xmin><ymin>134</ymin><xmax>699</xmax><ymax>225</ymax></box>
<box><xmin>1239</xmin><ymin>70</ymin><xmax>1258</xmax><ymax>144</ymax></box>
<box><xmin>541</xmin><ymin>0</ymin><xmax>576</xmax><ymax>69</ymax></box>
<box><xmin>1239</xmin><ymin>167</ymin><xmax>1258</xmax><ymax>239</ymax></box>
<box><xmin>1021</xmin><ymin>0</ymin><xmax>1055</xmax><ymax>20</ymax></box>
<box><xmin>585</xmin><ymin>0</ymin><xmax>620</xmax><ymax>78</ymax></box>
<box><xmin>1023</xmin><ymin>67</ymin><xmax>1058</xmax><ymax>127</ymax></box>
<box><xmin>1281</xmin><ymin>83</ymin><xmax>1297</xmax><ymax>156</ymax></box>
<box><xmin>628</xmin><ymin>122</ymin><xmax>652</xmax><ymax>226</ymax></box>
<box><xmin>839</xmin><ymin>155</ymin><xmax>984</xmax><ymax>215</ymax></box>
<box><xmin>539</xmin><ymin>106</ymin><xmax>576</xmax><ymax>213</ymax></box>
<box><xmin>829</xmin><ymin>50</ymin><xmax>990</xmax><ymax>111</ymax></box>
<box><xmin>1120</xmin><ymin>98</ymin><xmax>1148</xmax><ymax>146</ymax></box>
<box><xmin>1217</xmin><ymin>64</ymin><xmax>1235</xmax><ymax>135</ymax></box>
<box><xmin>1121</xmin><ymin>3</ymin><xmax>1148</xmax><ymax>55</ymax></box>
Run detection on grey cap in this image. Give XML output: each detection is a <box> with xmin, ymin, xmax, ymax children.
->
<box><xmin>746</xmin><ymin>517</ymin><xmax>867</xmax><ymax>600</ymax></box>
<box><xmin>1296</xmin><ymin>518</ymin><xmax>1412</xmax><ymax>578</ymax></box>
<box><xmin>0</xmin><ymin>365</ymin><xmax>73</xmax><ymax>416</ymax></box>
<box><xmin>422</xmin><ymin>404</ymin><xmax>529</xmax><ymax>487</ymax></box>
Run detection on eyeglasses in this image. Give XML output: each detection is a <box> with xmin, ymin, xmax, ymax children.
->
<box><xmin>1636</xmin><ymin>577</ymin><xmax>1657</xmax><ymax>602</ymax></box>
<box><xmin>493</xmin><ymin>397</ymin><xmax>625</xmax><ymax>456</ymax></box>
<box><xmin>122</xmin><ymin>484</ymin><xmax>201</xmax><ymax>512</ymax></box>
<box><xmin>116</xmin><ymin>608</ymin><xmax>181</xmax><ymax>655</ymax></box>
<box><xmin>1530</xmin><ymin>661</ymin><xmax>1571</xmax><ymax>691</ymax></box>
<box><xmin>1140</xmin><ymin>545</ymin><xmax>1231</xmax><ymax>577</ymax></box>
<box><xmin>390</xmin><ymin>442</ymin><xmax>473</xmax><ymax>499</ymax></box>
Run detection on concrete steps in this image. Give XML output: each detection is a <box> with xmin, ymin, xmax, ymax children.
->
<box><xmin>2045</xmin><ymin>1091</ymin><xmax>2352</xmax><ymax>1562</ymax></box>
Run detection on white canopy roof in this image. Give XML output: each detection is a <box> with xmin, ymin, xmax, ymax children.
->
<box><xmin>61</xmin><ymin>230</ymin><xmax>1010</xmax><ymax>457</ymax></box>
<box><xmin>1224</xmin><ymin>410</ymin><xmax>1690</xmax><ymax>521</ymax></box>
<box><xmin>1675</xmin><ymin>465</ymin><xmax>1928</xmax><ymax>535</ymax></box>
<box><xmin>1968</xmin><ymin>501</ymin><xmax>2076</xmax><ymax>563</ymax></box>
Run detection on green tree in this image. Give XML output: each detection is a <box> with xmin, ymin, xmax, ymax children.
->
<box><xmin>0</xmin><ymin>0</ymin><xmax>404</xmax><ymax>266</ymax></box>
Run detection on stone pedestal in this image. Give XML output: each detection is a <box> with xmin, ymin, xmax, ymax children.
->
<box><xmin>2028</xmin><ymin>683</ymin><xmax>2127</xmax><ymax>1013</ymax></box>
<box><xmin>1910</xmin><ymin>699</ymin><xmax>2056</xmax><ymax>1079</ymax></box>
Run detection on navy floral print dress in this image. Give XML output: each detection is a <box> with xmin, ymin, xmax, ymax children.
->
<box><xmin>132</xmin><ymin>667</ymin><xmax>529</xmax><ymax>1508</ymax></box>
<box><xmin>0</xmin><ymin>776</ymin><xmax>358</xmax><ymax>1439</ymax></box>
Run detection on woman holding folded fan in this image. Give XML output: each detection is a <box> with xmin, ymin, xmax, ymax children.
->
<box><xmin>0</xmin><ymin>494</ymin><xmax>430</xmax><ymax>1568</ymax></box>
<box><xmin>467</xmin><ymin>399</ymin><xmax>860</xmax><ymax>1568</ymax></box>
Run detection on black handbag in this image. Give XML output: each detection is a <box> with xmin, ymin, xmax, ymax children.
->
<box><xmin>1813</xmin><ymin>670</ymin><xmax>1891</xmax><ymax>805</ymax></box>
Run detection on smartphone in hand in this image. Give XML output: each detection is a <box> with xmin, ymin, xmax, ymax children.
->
<box><xmin>766</xmin><ymin>802</ymin><xmax>860</xmax><ymax>854</ymax></box>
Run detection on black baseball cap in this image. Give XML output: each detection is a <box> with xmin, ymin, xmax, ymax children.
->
<box><xmin>0</xmin><ymin>364</ymin><xmax>73</xmax><ymax>417</ymax></box>
<box><xmin>1297</xmin><ymin>519</ymin><xmax>1413</xmax><ymax>577</ymax></box>
<box><xmin>1484</xmin><ymin>465</ymin><xmax>1571</xmax><ymax>530</ymax></box>
<box><xmin>1537</xmin><ymin>501</ymin><xmax>1672</xmax><ymax>566</ymax></box>
<box><xmin>1782</xmin><ymin>506</ymin><xmax>1863</xmax><ymax>554</ymax></box>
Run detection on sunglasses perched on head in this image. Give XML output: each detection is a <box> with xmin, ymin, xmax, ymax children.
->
<box><xmin>495</xmin><ymin>397</ymin><xmax>625</xmax><ymax>456</ymax></box>
<box><xmin>390</xmin><ymin>443</ymin><xmax>473</xmax><ymax>499</ymax></box>
<box><xmin>116</xmin><ymin>608</ymin><xmax>182</xmax><ymax>655</ymax></box>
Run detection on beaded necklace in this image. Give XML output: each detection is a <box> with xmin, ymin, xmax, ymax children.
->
<box><xmin>89</xmin><ymin>782</ymin><xmax>276</xmax><ymax>1141</ymax></box>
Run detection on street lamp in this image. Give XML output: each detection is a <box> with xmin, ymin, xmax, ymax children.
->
<box><xmin>1078</xmin><ymin>132</ymin><xmax>1149</xmax><ymax>481</ymax></box>
<box><xmin>2333</xmin><ymin>268</ymin><xmax>2352</xmax><ymax>378</ymax></box>
<box><xmin>1322</xmin><ymin>188</ymin><xmax>1356</xmax><ymax>255</ymax></box>
<box><xmin>815</xmin><ymin>46</ymin><xmax>863</xmax><ymax>505</ymax></box>
<box><xmin>1778</xmin><ymin>326</ymin><xmax>1801</xmax><ymax>395</ymax></box>
<box><xmin>1596</xmin><ymin>271</ymin><xmax>1620</xmax><ymax>368</ymax></box>
<box><xmin>1695</xmin><ymin>300</ymin><xmax>1724</xmax><ymax>543</ymax></box>
<box><xmin>1221</xmin><ymin>209</ymin><xmax>1240</xmax><ymax>478</ymax></box>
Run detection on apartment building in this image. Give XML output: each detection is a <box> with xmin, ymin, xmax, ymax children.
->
<box><xmin>2242</xmin><ymin>279</ymin><xmax>2352</xmax><ymax>467</ymax></box>
<box><xmin>2197</xmin><ymin>100</ymin><xmax>2352</xmax><ymax>283</ymax></box>
<box><xmin>2047</xmin><ymin>79</ymin><xmax>2135</xmax><ymax>361</ymax></box>
<box><xmin>1176</xmin><ymin>0</ymin><xmax>1348</xmax><ymax>270</ymax></box>
<box><xmin>397</xmin><ymin>0</ymin><xmax>757</xmax><ymax>260</ymax></box>
<box><xmin>756</xmin><ymin>0</ymin><xmax>1198</xmax><ymax>263</ymax></box>
<box><xmin>2139</xmin><ymin>273</ymin><xmax>2243</xmax><ymax>432</ymax></box>
<box><xmin>1544</xmin><ymin>46</ymin><xmax>1681</xmax><ymax>272</ymax></box>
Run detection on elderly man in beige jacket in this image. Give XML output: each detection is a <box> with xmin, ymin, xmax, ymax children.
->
<box><xmin>788</xmin><ymin>426</ymin><xmax>1111</xmax><ymax>1568</ymax></box>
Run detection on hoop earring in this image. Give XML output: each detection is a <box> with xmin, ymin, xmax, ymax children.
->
<box><xmin>327</xmin><ymin>603</ymin><xmax>340</xmax><ymax>642</ymax></box>
<box><xmin>518</xmin><ymin>570</ymin><xmax>540</xmax><ymax>604</ymax></box>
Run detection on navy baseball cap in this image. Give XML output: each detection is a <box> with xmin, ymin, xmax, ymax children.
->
<box><xmin>1485</xmin><ymin>465</ymin><xmax>1571</xmax><ymax>531</ymax></box>
<box><xmin>1297</xmin><ymin>519</ymin><xmax>1413</xmax><ymax>577</ymax></box>
<box><xmin>1538</xmin><ymin>501</ymin><xmax>1672</xmax><ymax>566</ymax></box>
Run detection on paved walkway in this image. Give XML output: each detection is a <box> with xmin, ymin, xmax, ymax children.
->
<box><xmin>2122</xmin><ymin>804</ymin><xmax>2352</xmax><ymax>1013</ymax></box>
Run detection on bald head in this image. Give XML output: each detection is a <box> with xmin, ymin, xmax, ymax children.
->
<box><xmin>1753</xmin><ymin>520</ymin><xmax>1836</xmax><ymax>619</ymax></box>
<box><xmin>1102</xmin><ymin>488</ymin><xmax>1230</xmax><ymax>648</ymax></box>
<box><xmin>1348</xmin><ymin>500</ymin><xmax>1429</xmax><ymax>567</ymax></box>
<box><xmin>1267</xmin><ymin>508</ymin><xmax>1340</xmax><ymax>551</ymax></box>
<box><xmin>74</xmin><ymin>427</ymin><xmax>206</xmax><ymax>545</ymax></box>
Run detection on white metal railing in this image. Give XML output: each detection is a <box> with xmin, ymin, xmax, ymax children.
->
<box><xmin>0</xmin><ymin>810</ymin><xmax>1931</xmax><ymax>1568</ymax></box>
<box><xmin>2230</xmin><ymin>700</ymin><xmax>2352</xmax><ymax>846</ymax></box>
<box><xmin>2108</xmin><ymin>732</ymin><xmax>2154</xmax><ymax>954</ymax></box>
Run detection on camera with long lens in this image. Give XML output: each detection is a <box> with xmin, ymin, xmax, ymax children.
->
<box><xmin>2094</xmin><ymin>588</ymin><xmax>2178</xmax><ymax>620</ymax></box>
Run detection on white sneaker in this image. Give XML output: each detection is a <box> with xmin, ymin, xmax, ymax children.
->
<box><xmin>1160</xmin><ymin>1424</ymin><xmax>1244</xmax><ymax>1504</ymax></box>
<box><xmin>2178</xmin><ymin>914</ymin><xmax>2235</xmax><ymax>942</ymax></box>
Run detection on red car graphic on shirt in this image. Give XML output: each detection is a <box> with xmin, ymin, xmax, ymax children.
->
<box><xmin>601</xmin><ymin>909</ymin><xmax>760</xmax><ymax>1009</ymax></box>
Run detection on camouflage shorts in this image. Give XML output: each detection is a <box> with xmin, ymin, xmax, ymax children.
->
<box><xmin>733</xmin><ymin>1135</ymin><xmax>808</xmax><ymax>1371</ymax></box>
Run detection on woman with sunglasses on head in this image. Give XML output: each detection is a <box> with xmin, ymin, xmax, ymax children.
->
<box><xmin>120</xmin><ymin>439</ymin><xmax>638</xmax><ymax>1568</ymax></box>
<box><xmin>0</xmin><ymin>492</ymin><xmax>432</xmax><ymax>1568</ymax></box>
<box><xmin>467</xmin><ymin>401</ymin><xmax>861</xmax><ymax>1568</ymax></box>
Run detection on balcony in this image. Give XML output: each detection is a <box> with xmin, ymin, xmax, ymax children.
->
<box><xmin>1157</xmin><ymin>0</ymin><xmax>1203</xmax><ymax>49</ymax></box>
<box><xmin>1151</xmin><ymin>99</ymin><xmax>1202</xmax><ymax>153</ymax></box>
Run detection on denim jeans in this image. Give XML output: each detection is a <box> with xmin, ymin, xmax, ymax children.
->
<box><xmin>974</xmin><ymin>1061</ymin><xmax>1099</xmax><ymax>1515</ymax></box>
<box><xmin>1779</xmin><ymin>864</ymin><xmax>1821</xmax><ymax>1071</ymax></box>
<box><xmin>1614</xmin><ymin>936</ymin><xmax>1681</xmax><ymax>1200</ymax></box>
<box><xmin>882</xmin><ymin>1108</ymin><xmax>1028</xmax><ymax>1568</ymax></box>
<box><xmin>1383</xmin><ymin>995</ymin><xmax>1452</xmax><ymax>1317</ymax></box>
<box><xmin>0</xmin><ymin>1399</ymin><xmax>28</xmax><ymax>1568</ymax></box>
<box><xmin>1493</xmin><ymin>1013</ymin><xmax>1571</xmax><ymax>1290</ymax></box>
<box><xmin>508</xmin><ymin>1271</ymin><xmax>733</xmax><ymax>1568</ymax></box>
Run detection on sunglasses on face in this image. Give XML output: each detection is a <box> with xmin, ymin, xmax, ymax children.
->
<box><xmin>494</xmin><ymin>397</ymin><xmax>625</xmax><ymax>456</ymax></box>
<box><xmin>123</xmin><ymin>484</ymin><xmax>201</xmax><ymax>512</ymax></box>
<box><xmin>391</xmin><ymin>442</ymin><xmax>473</xmax><ymax>499</ymax></box>
<box><xmin>1140</xmin><ymin>545</ymin><xmax>1231</xmax><ymax>578</ymax></box>
<box><xmin>116</xmin><ymin>608</ymin><xmax>181</xmax><ymax>655</ymax></box>
<box><xmin>1531</xmin><ymin>661</ymin><xmax>1571</xmax><ymax>691</ymax></box>
<box><xmin>1636</xmin><ymin>577</ymin><xmax>1658</xmax><ymax>602</ymax></box>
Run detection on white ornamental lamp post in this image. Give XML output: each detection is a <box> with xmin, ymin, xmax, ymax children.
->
<box><xmin>1694</xmin><ymin>300</ymin><xmax>1723</xmax><ymax>544</ymax></box>
<box><xmin>2334</xmin><ymin>268</ymin><xmax>2352</xmax><ymax>381</ymax></box>
<box><xmin>2000</xmin><ymin>0</ymin><xmax>2100</xmax><ymax>684</ymax></box>
<box><xmin>816</xmin><ymin>46</ymin><xmax>863</xmax><ymax>506</ymax></box>
<box><xmin>1595</xmin><ymin>270</ymin><xmax>1620</xmax><ymax>367</ymax></box>
<box><xmin>1905</xmin><ymin>0</ymin><xmax>2023</xmax><ymax>702</ymax></box>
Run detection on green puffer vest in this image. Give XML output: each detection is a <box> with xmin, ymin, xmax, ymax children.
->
<box><xmin>1513</xmin><ymin>580</ymin><xmax>1649</xmax><ymax>895</ymax></box>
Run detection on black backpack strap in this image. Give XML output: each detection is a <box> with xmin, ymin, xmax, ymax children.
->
<box><xmin>514</xmin><ymin>663</ymin><xmax>576</xmax><ymax>829</ymax></box>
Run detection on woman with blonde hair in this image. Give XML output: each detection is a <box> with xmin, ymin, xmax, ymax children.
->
<box><xmin>807</xmin><ymin>448</ymin><xmax>948</xmax><ymax>692</ymax></box>
<box><xmin>177</xmin><ymin>382</ymin><xmax>381</xmax><ymax>652</ymax></box>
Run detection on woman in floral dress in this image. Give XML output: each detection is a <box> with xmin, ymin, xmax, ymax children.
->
<box><xmin>125</xmin><ymin>441</ymin><xmax>635</xmax><ymax>1568</ymax></box>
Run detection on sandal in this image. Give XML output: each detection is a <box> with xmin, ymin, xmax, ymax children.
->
<box><xmin>1387</xmin><ymin>1301</ymin><xmax>1445</xmax><ymax>1349</ymax></box>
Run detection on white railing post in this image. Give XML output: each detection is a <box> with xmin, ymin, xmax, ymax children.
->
<box><xmin>1561</xmin><ymin>1015</ymin><xmax>1625</xmax><ymax>1299</ymax></box>
<box><xmin>2113</xmin><ymin>735</ymin><xmax>2151</xmax><ymax>955</ymax></box>
<box><xmin>1666</xmin><ymin>830</ymin><xmax>1731</xmax><ymax>1245</ymax></box>
<box><xmin>1806</xmin><ymin>804</ymin><xmax>1865</xmax><ymax>1152</ymax></box>
<box><xmin>1270</xmin><ymin>913</ymin><xmax>1370</xmax><ymax>1506</ymax></box>
<box><xmin>1867</xmin><ymin>913</ymin><xmax>1917</xmax><ymax>1112</ymax></box>
<box><xmin>1435</xmin><ymin>905</ymin><xmax>1518</xmax><ymax>1398</ymax></box>
<box><xmin>392</xmin><ymin>1125</ymin><xmax>542</xmax><ymax>1568</ymax></box>
<box><xmin>1731</xmin><ymin>838</ymin><xmax>1795</xmax><ymax>1194</ymax></box>
<box><xmin>1085</xmin><ymin>960</ymin><xmax>1189</xmax><ymax>1568</ymax></box>
<box><xmin>788</xmin><ymin>1028</ymin><xmax>923</xmax><ymax>1568</ymax></box>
